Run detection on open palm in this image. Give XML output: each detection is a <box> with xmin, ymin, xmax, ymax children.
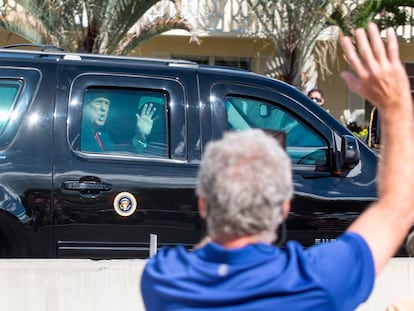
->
<box><xmin>136</xmin><ymin>103</ymin><xmax>156</xmax><ymax>139</ymax></box>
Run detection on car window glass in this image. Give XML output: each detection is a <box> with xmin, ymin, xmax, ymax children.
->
<box><xmin>0</xmin><ymin>79</ymin><xmax>23</xmax><ymax>134</ymax></box>
<box><xmin>225</xmin><ymin>97</ymin><xmax>328</xmax><ymax>168</ymax></box>
<box><xmin>80</xmin><ymin>87</ymin><xmax>168</xmax><ymax>157</ymax></box>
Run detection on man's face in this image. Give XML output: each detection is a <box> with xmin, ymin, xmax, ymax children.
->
<box><xmin>84</xmin><ymin>97</ymin><xmax>110</xmax><ymax>131</ymax></box>
<box><xmin>309</xmin><ymin>91</ymin><xmax>325</xmax><ymax>106</ymax></box>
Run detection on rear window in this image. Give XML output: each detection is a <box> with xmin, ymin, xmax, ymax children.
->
<box><xmin>0</xmin><ymin>79</ymin><xmax>23</xmax><ymax>134</ymax></box>
<box><xmin>80</xmin><ymin>87</ymin><xmax>169</xmax><ymax>158</ymax></box>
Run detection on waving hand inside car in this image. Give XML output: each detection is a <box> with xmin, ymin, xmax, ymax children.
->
<box><xmin>136</xmin><ymin>103</ymin><xmax>156</xmax><ymax>141</ymax></box>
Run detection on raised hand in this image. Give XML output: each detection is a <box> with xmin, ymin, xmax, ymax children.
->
<box><xmin>342</xmin><ymin>23</ymin><xmax>414</xmax><ymax>275</ymax></box>
<box><xmin>136</xmin><ymin>103</ymin><xmax>156</xmax><ymax>140</ymax></box>
<box><xmin>340</xmin><ymin>23</ymin><xmax>412</xmax><ymax>122</ymax></box>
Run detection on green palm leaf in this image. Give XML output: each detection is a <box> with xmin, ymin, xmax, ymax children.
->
<box><xmin>0</xmin><ymin>0</ymin><xmax>197</xmax><ymax>54</ymax></box>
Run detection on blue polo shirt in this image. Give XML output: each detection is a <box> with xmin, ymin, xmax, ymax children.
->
<box><xmin>141</xmin><ymin>232</ymin><xmax>374</xmax><ymax>311</ymax></box>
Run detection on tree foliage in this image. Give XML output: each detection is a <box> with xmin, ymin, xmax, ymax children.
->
<box><xmin>0</xmin><ymin>0</ymin><xmax>198</xmax><ymax>55</ymax></box>
<box><xmin>247</xmin><ymin>0</ymin><xmax>414</xmax><ymax>90</ymax></box>
<box><xmin>246</xmin><ymin>0</ymin><xmax>338</xmax><ymax>90</ymax></box>
<box><xmin>331</xmin><ymin>0</ymin><xmax>414</xmax><ymax>36</ymax></box>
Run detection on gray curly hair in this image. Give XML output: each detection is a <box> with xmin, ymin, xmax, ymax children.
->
<box><xmin>196</xmin><ymin>129</ymin><xmax>293</xmax><ymax>243</ymax></box>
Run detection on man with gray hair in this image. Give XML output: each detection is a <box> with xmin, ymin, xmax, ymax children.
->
<box><xmin>196</xmin><ymin>129</ymin><xmax>292</xmax><ymax>245</ymax></box>
<box><xmin>141</xmin><ymin>23</ymin><xmax>414</xmax><ymax>310</ymax></box>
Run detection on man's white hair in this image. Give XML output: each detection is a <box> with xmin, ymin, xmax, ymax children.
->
<box><xmin>196</xmin><ymin>129</ymin><xmax>293</xmax><ymax>242</ymax></box>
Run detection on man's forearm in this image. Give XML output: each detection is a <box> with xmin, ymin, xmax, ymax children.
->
<box><xmin>377</xmin><ymin>110</ymin><xmax>414</xmax><ymax>200</ymax></box>
<box><xmin>342</xmin><ymin>24</ymin><xmax>414</xmax><ymax>274</ymax></box>
<box><xmin>348</xmin><ymin>113</ymin><xmax>414</xmax><ymax>274</ymax></box>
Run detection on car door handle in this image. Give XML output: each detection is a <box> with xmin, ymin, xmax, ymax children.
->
<box><xmin>62</xmin><ymin>180</ymin><xmax>112</xmax><ymax>191</ymax></box>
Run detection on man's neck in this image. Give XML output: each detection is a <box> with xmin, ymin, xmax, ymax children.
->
<box><xmin>216</xmin><ymin>235</ymin><xmax>270</xmax><ymax>249</ymax></box>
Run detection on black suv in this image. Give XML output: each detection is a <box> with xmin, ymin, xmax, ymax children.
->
<box><xmin>0</xmin><ymin>47</ymin><xmax>380</xmax><ymax>258</ymax></box>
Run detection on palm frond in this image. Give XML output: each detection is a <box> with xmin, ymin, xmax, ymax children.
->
<box><xmin>114</xmin><ymin>16</ymin><xmax>198</xmax><ymax>55</ymax></box>
<box><xmin>331</xmin><ymin>0</ymin><xmax>414</xmax><ymax>36</ymax></box>
<box><xmin>0</xmin><ymin>2</ymin><xmax>53</xmax><ymax>44</ymax></box>
<box><xmin>0</xmin><ymin>0</ymin><xmax>197</xmax><ymax>54</ymax></box>
<box><xmin>246</xmin><ymin>0</ymin><xmax>338</xmax><ymax>90</ymax></box>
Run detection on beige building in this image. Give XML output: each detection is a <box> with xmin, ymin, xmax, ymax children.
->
<box><xmin>136</xmin><ymin>0</ymin><xmax>414</xmax><ymax>126</ymax></box>
<box><xmin>1</xmin><ymin>0</ymin><xmax>413</xmax><ymax>126</ymax></box>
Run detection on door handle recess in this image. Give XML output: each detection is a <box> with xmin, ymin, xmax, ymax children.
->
<box><xmin>62</xmin><ymin>180</ymin><xmax>112</xmax><ymax>192</ymax></box>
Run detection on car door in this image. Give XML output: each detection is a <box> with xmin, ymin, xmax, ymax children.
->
<box><xmin>199</xmin><ymin>73</ymin><xmax>377</xmax><ymax>247</ymax></box>
<box><xmin>52</xmin><ymin>62</ymin><xmax>202</xmax><ymax>258</ymax></box>
<box><xmin>0</xmin><ymin>65</ymin><xmax>52</xmax><ymax>257</ymax></box>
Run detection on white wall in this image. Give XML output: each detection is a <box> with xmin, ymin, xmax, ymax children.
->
<box><xmin>357</xmin><ymin>258</ymin><xmax>414</xmax><ymax>310</ymax></box>
<box><xmin>0</xmin><ymin>258</ymin><xmax>412</xmax><ymax>310</ymax></box>
<box><xmin>0</xmin><ymin>259</ymin><xmax>146</xmax><ymax>311</ymax></box>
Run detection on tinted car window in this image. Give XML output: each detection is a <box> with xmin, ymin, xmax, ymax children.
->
<box><xmin>0</xmin><ymin>79</ymin><xmax>23</xmax><ymax>134</ymax></box>
<box><xmin>80</xmin><ymin>87</ymin><xmax>168</xmax><ymax>157</ymax></box>
<box><xmin>225</xmin><ymin>96</ymin><xmax>328</xmax><ymax>167</ymax></box>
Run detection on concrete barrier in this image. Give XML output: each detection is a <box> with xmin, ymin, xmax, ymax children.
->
<box><xmin>0</xmin><ymin>258</ymin><xmax>412</xmax><ymax>310</ymax></box>
<box><xmin>356</xmin><ymin>258</ymin><xmax>414</xmax><ymax>310</ymax></box>
<box><xmin>0</xmin><ymin>259</ymin><xmax>146</xmax><ymax>311</ymax></box>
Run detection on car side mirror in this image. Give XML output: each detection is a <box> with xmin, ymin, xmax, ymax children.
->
<box><xmin>341</xmin><ymin>135</ymin><xmax>360</xmax><ymax>169</ymax></box>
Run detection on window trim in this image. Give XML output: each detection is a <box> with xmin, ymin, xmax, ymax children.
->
<box><xmin>67</xmin><ymin>73</ymin><xmax>187</xmax><ymax>161</ymax></box>
<box><xmin>209</xmin><ymin>82</ymin><xmax>334</xmax><ymax>171</ymax></box>
<box><xmin>0</xmin><ymin>67</ymin><xmax>42</xmax><ymax>148</ymax></box>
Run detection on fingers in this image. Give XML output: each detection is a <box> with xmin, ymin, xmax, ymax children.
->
<box><xmin>341</xmin><ymin>35</ymin><xmax>365</xmax><ymax>81</ymax></box>
<box><xmin>342</xmin><ymin>23</ymin><xmax>389</xmax><ymax>79</ymax></box>
<box><xmin>342</xmin><ymin>23</ymin><xmax>399</xmax><ymax>76</ymax></box>
<box><xmin>354</xmin><ymin>26</ymin><xmax>377</xmax><ymax>73</ymax></box>
<box><xmin>342</xmin><ymin>24</ymin><xmax>386</xmax><ymax>81</ymax></box>
<box><xmin>140</xmin><ymin>103</ymin><xmax>156</xmax><ymax>118</ymax></box>
<box><xmin>340</xmin><ymin>23</ymin><xmax>395</xmax><ymax>99</ymax></box>
<box><xmin>340</xmin><ymin>71</ymin><xmax>362</xmax><ymax>95</ymax></box>
<box><xmin>367</xmin><ymin>23</ymin><xmax>387</xmax><ymax>64</ymax></box>
<box><xmin>341</xmin><ymin>22</ymin><xmax>412</xmax><ymax>121</ymax></box>
<box><xmin>340</xmin><ymin>35</ymin><xmax>365</xmax><ymax>97</ymax></box>
<box><xmin>385</xmin><ymin>27</ymin><xmax>400</xmax><ymax>64</ymax></box>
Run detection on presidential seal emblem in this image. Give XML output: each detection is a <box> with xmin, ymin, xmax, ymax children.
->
<box><xmin>113</xmin><ymin>192</ymin><xmax>137</xmax><ymax>217</ymax></box>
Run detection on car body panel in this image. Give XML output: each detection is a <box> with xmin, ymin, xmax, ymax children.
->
<box><xmin>0</xmin><ymin>49</ymin><xmax>381</xmax><ymax>258</ymax></box>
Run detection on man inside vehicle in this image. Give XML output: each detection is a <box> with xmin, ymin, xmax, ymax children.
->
<box><xmin>81</xmin><ymin>91</ymin><xmax>157</xmax><ymax>154</ymax></box>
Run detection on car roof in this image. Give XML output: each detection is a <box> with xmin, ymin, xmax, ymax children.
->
<box><xmin>0</xmin><ymin>45</ymin><xmax>197</xmax><ymax>67</ymax></box>
<box><xmin>0</xmin><ymin>44</ymin><xmax>294</xmax><ymax>92</ymax></box>
<box><xmin>0</xmin><ymin>44</ymin><xmax>264</xmax><ymax>74</ymax></box>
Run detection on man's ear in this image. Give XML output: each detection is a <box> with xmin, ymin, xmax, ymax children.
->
<box><xmin>283</xmin><ymin>200</ymin><xmax>291</xmax><ymax>219</ymax></box>
<box><xmin>198</xmin><ymin>197</ymin><xmax>207</xmax><ymax>218</ymax></box>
